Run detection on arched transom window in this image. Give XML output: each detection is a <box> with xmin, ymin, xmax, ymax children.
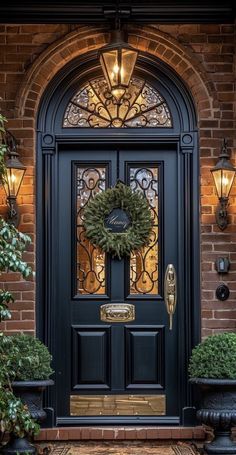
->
<box><xmin>63</xmin><ymin>77</ymin><xmax>172</xmax><ymax>128</ymax></box>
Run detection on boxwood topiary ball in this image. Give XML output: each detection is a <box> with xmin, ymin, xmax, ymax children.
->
<box><xmin>0</xmin><ymin>334</ymin><xmax>53</xmax><ymax>381</ymax></box>
<box><xmin>189</xmin><ymin>332</ymin><xmax>236</xmax><ymax>379</ymax></box>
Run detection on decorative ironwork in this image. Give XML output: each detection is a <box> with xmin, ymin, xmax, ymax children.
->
<box><xmin>76</xmin><ymin>166</ymin><xmax>106</xmax><ymax>294</ymax></box>
<box><xmin>129</xmin><ymin>167</ymin><xmax>159</xmax><ymax>294</ymax></box>
<box><xmin>63</xmin><ymin>77</ymin><xmax>172</xmax><ymax>128</ymax></box>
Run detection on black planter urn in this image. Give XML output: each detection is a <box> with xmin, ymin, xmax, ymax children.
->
<box><xmin>191</xmin><ymin>378</ymin><xmax>236</xmax><ymax>455</ymax></box>
<box><xmin>12</xmin><ymin>379</ymin><xmax>54</xmax><ymax>423</ymax></box>
<box><xmin>1</xmin><ymin>435</ymin><xmax>36</xmax><ymax>454</ymax></box>
<box><xmin>1</xmin><ymin>380</ymin><xmax>54</xmax><ymax>455</ymax></box>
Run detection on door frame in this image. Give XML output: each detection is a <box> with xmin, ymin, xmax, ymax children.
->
<box><xmin>36</xmin><ymin>53</ymin><xmax>200</xmax><ymax>426</ymax></box>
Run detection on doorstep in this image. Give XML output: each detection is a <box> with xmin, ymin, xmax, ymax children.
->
<box><xmin>35</xmin><ymin>426</ymin><xmax>206</xmax><ymax>441</ymax></box>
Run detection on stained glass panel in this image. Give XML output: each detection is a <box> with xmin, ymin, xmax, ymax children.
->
<box><xmin>76</xmin><ymin>167</ymin><xmax>106</xmax><ymax>295</ymax></box>
<box><xmin>129</xmin><ymin>167</ymin><xmax>159</xmax><ymax>295</ymax></box>
<box><xmin>63</xmin><ymin>77</ymin><xmax>172</xmax><ymax>128</ymax></box>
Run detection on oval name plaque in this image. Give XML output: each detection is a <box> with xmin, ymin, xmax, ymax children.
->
<box><xmin>104</xmin><ymin>208</ymin><xmax>131</xmax><ymax>233</ymax></box>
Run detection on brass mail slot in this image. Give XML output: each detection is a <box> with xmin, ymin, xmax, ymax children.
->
<box><xmin>70</xmin><ymin>394</ymin><xmax>166</xmax><ymax>416</ymax></box>
<box><xmin>100</xmin><ymin>303</ymin><xmax>135</xmax><ymax>322</ymax></box>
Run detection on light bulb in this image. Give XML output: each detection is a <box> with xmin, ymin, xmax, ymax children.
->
<box><xmin>113</xmin><ymin>64</ymin><xmax>119</xmax><ymax>74</ymax></box>
<box><xmin>222</xmin><ymin>176</ymin><xmax>229</xmax><ymax>186</ymax></box>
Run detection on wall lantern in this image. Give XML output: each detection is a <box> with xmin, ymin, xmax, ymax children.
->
<box><xmin>3</xmin><ymin>131</ymin><xmax>26</xmax><ymax>226</ymax></box>
<box><xmin>211</xmin><ymin>139</ymin><xmax>236</xmax><ymax>230</ymax></box>
<box><xmin>99</xmin><ymin>28</ymin><xmax>138</xmax><ymax>102</ymax></box>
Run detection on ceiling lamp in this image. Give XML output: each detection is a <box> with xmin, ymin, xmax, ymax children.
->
<box><xmin>99</xmin><ymin>28</ymin><xmax>138</xmax><ymax>102</ymax></box>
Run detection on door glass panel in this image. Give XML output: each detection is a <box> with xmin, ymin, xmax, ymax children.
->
<box><xmin>129</xmin><ymin>167</ymin><xmax>159</xmax><ymax>295</ymax></box>
<box><xmin>63</xmin><ymin>77</ymin><xmax>172</xmax><ymax>128</ymax></box>
<box><xmin>76</xmin><ymin>166</ymin><xmax>106</xmax><ymax>295</ymax></box>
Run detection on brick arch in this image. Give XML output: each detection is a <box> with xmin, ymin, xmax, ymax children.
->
<box><xmin>129</xmin><ymin>25</ymin><xmax>219</xmax><ymax>118</ymax></box>
<box><xmin>16</xmin><ymin>25</ymin><xmax>218</xmax><ymax>122</ymax></box>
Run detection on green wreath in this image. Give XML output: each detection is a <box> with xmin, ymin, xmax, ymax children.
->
<box><xmin>83</xmin><ymin>182</ymin><xmax>152</xmax><ymax>259</ymax></box>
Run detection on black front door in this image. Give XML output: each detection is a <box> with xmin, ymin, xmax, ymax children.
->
<box><xmin>55</xmin><ymin>144</ymin><xmax>181</xmax><ymax>423</ymax></box>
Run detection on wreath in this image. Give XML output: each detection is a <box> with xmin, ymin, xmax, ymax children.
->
<box><xmin>83</xmin><ymin>182</ymin><xmax>152</xmax><ymax>259</ymax></box>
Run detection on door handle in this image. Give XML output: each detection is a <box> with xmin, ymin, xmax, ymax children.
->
<box><xmin>164</xmin><ymin>264</ymin><xmax>177</xmax><ymax>330</ymax></box>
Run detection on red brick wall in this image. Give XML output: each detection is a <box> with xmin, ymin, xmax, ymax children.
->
<box><xmin>0</xmin><ymin>23</ymin><xmax>235</xmax><ymax>337</ymax></box>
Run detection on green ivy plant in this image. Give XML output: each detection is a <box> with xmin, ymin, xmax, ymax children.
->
<box><xmin>0</xmin><ymin>389</ymin><xmax>39</xmax><ymax>439</ymax></box>
<box><xmin>0</xmin><ymin>113</ymin><xmax>32</xmax><ymax>322</ymax></box>
<box><xmin>189</xmin><ymin>332</ymin><xmax>236</xmax><ymax>379</ymax></box>
<box><xmin>0</xmin><ymin>291</ymin><xmax>12</xmax><ymax>322</ymax></box>
<box><xmin>0</xmin><ymin>217</ymin><xmax>32</xmax><ymax>277</ymax></box>
<box><xmin>0</xmin><ymin>113</ymin><xmax>39</xmax><ymax>444</ymax></box>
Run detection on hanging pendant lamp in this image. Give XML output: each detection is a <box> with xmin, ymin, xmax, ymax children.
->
<box><xmin>99</xmin><ymin>27</ymin><xmax>138</xmax><ymax>102</ymax></box>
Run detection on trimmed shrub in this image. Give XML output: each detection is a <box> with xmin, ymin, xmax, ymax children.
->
<box><xmin>189</xmin><ymin>333</ymin><xmax>236</xmax><ymax>379</ymax></box>
<box><xmin>0</xmin><ymin>334</ymin><xmax>53</xmax><ymax>381</ymax></box>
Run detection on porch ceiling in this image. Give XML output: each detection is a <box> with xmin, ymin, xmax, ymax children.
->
<box><xmin>0</xmin><ymin>0</ymin><xmax>235</xmax><ymax>24</ymax></box>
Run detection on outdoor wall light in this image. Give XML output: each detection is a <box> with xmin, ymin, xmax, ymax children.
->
<box><xmin>99</xmin><ymin>26</ymin><xmax>138</xmax><ymax>102</ymax></box>
<box><xmin>211</xmin><ymin>139</ymin><xmax>236</xmax><ymax>230</ymax></box>
<box><xmin>3</xmin><ymin>131</ymin><xmax>26</xmax><ymax>226</ymax></box>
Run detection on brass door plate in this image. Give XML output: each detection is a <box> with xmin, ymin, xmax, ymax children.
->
<box><xmin>70</xmin><ymin>394</ymin><xmax>166</xmax><ymax>416</ymax></box>
<box><xmin>100</xmin><ymin>303</ymin><xmax>135</xmax><ymax>322</ymax></box>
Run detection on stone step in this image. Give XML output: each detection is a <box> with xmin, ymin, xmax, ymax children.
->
<box><xmin>35</xmin><ymin>426</ymin><xmax>205</xmax><ymax>442</ymax></box>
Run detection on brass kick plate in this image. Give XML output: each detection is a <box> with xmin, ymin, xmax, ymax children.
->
<box><xmin>70</xmin><ymin>394</ymin><xmax>166</xmax><ymax>416</ymax></box>
<box><xmin>100</xmin><ymin>303</ymin><xmax>135</xmax><ymax>322</ymax></box>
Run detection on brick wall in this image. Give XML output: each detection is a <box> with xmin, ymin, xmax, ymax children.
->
<box><xmin>0</xmin><ymin>23</ymin><xmax>235</xmax><ymax>337</ymax></box>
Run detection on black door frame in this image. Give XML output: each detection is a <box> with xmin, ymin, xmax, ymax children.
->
<box><xmin>36</xmin><ymin>52</ymin><xmax>200</xmax><ymax>426</ymax></box>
